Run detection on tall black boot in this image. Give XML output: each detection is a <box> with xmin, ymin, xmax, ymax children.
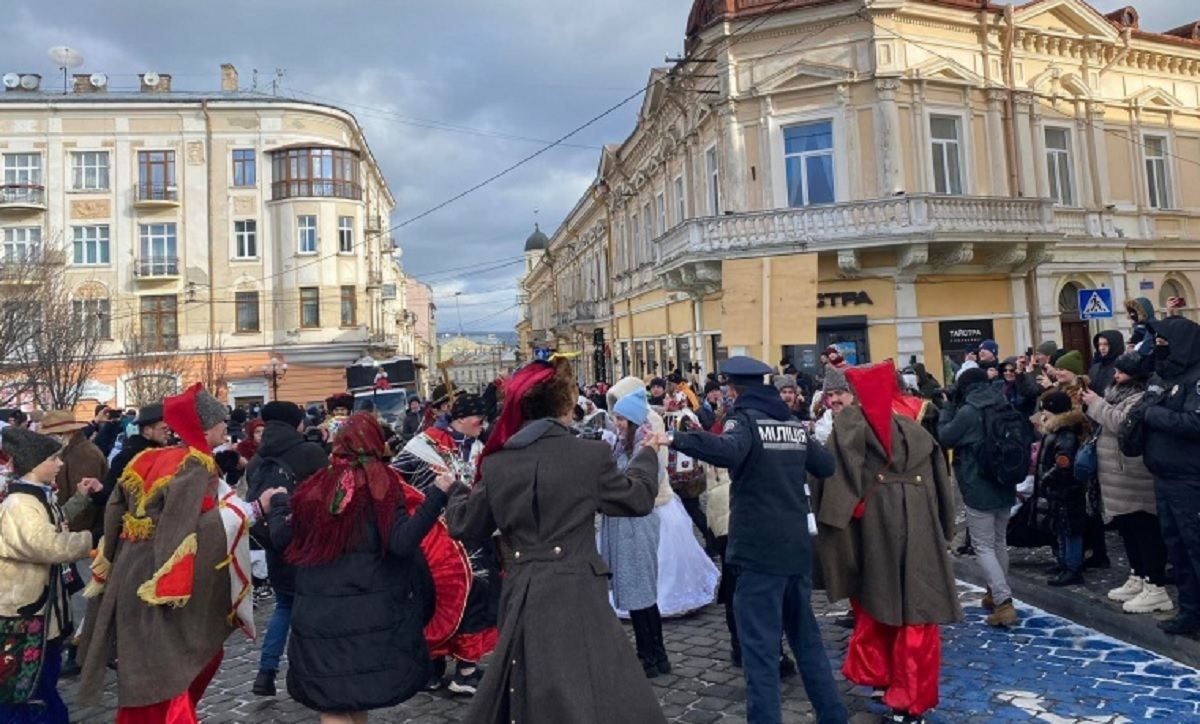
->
<box><xmin>647</xmin><ymin>604</ymin><xmax>671</xmax><ymax>675</ymax></box>
<box><xmin>629</xmin><ymin>608</ymin><xmax>658</xmax><ymax>679</ymax></box>
<box><xmin>725</xmin><ymin>602</ymin><xmax>741</xmax><ymax>667</ymax></box>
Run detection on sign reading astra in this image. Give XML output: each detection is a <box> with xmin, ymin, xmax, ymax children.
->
<box><xmin>817</xmin><ymin>291</ymin><xmax>873</xmax><ymax>309</ymax></box>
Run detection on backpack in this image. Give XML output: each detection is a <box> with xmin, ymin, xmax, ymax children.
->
<box><xmin>975</xmin><ymin>401</ymin><xmax>1033</xmax><ymax>488</ymax></box>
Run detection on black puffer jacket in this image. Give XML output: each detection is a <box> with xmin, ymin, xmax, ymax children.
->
<box><xmin>246</xmin><ymin>421</ymin><xmax>329</xmax><ymax>593</ymax></box>
<box><xmin>267</xmin><ymin>487</ymin><xmax>444</xmax><ymax>713</ymax></box>
<box><xmin>1142</xmin><ymin>317</ymin><xmax>1200</xmax><ymax>481</ymax></box>
<box><xmin>1088</xmin><ymin>330</ymin><xmax>1125</xmax><ymax>395</ymax></box>
<box><xmin>1038</xmin><ymin>408</ymin><xmax>1090</xmax><ymax>535</ymax></box>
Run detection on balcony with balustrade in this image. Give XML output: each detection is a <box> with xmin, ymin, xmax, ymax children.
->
<box><xmin>133</xmin><ymin>183</ymin><xmax>180</xmax><ymax>208</ymax></box>
<box><xmin>631</xmin><ymin>194</ymin><xmax>1064</xmax><ymax>298</ymax></box>
<box><xmin>0</xmin><ymin>184</ymin><xmax>46</xmax><ymax>213</ymax></box>
<box><xmin>134</xmin><ymin>255</ymin><xmax>181</xmax><ymax>281</ymax></box>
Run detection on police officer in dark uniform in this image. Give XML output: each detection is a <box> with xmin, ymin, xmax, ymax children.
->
<box><xmin>648</xmin><ymin>356</ymin><xmax>847</xmax><ymax>724</ymax></box>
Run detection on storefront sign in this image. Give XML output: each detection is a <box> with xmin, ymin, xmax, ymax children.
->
<box><xmin>817</xmin><ymin>291</ymin><xmax>873</xmax><ymax>309</ymax></box>
<box><xmin>938</xmin><ymin>320</ymin><xmax>994</xmax><ymax>354</ymax></box>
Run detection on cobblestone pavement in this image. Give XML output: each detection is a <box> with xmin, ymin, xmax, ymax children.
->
<box><xmin>61</xmin><ymin>579</ymin><xmax>1200</xmax><ymax>723</ymax></box>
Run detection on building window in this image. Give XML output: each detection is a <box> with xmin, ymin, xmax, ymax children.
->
<box><xmin>72</xmin><ymin>151</ymin><xmax>109</xmax><ymax>191</ymax></box>
<box><xmin>72</xmin><ymin>225</ymin><xmax>110</xmax><ymax>265</ymax></box>
<box><xmin>655</xmin><ymin>192</ymin><xmax>667</xmax><ymax>235</ymax></box>
<box><xmin>235</xmin><ymin>291</ymin><xmax>260</xmax><ymax>332</ymax></box>
<box><xmin>1144</xmin><ymin>135</ymin><xmax>1171</xmax><ymax>209</ymax></box>
<box><xmin>338</xmin><ymin>216</ymin><xmax>354</xmax><ymax>253</ymax></box>
<box><xmin>2</xmin><ymin>227</ymin><xmax>41</xmax><ymax>262</ymax></box>
<box><xmin>297</xmin><ymin>215</ymin><xmax>317</xmax><ymax>254</ymax></box>
<box><xmin>2</xmin><ymin>153</ymin><xmax>42</xmax><ymax>204</ymax></box>
<box><xmin>340</xmin><ymin>285</ymin><xmax>357</xmax><ymax>326</ymax></box>
<box><xmin>137</xmin><ymin>150</ymin><xmax>176</xmax><ymax>200</ymax></box>
<box><xmin>139</xmin><ymin>295</ymin><xmax>178</xmax><ymax>351</ymax></box>
<box><xmin>232</xmin><ymin>149</ymin><xmax>256</xmax><ymax>187</ymax></box>
<box><xmin>1160</xmin><ymin>278</ymin><xmax>1185</xmax><ymax>310</ymax></box>
<box><xmin>783</xmin><ymin>120</ymin><xmax>835</xmax><ymax>207</ymax></box>
<box><xmin>269</xmin><ymin>146</ymin><xmax>361</xmax><ymax>200</ymax></box>
<box><xmin>73</xmin><ymin>298</ymin><xmax>111</xmax><ymax>339</ymax></box>
<box><xmin>138</xmin><ymin>223</ymin><xmax>178</xmax><ymax>276</ymax></box>
<box><xmin>705</xmin><ymin>146</ymin><xmax>720</xmax><ymax>214</ymax></box>
<box><xmin>629</xmin><ymin>212</ymin><xmax>639</xmax><ymax>269</ymax></box>
<box><xmin>929</xmin><ymin>115</ymin><xmax>964</xmax><ymax>195</ymax></box>
<box><xmin>1044</xmin><ymin>128</ymin><xmax>1074</xmax><ymax>207</ymax></box>
<box><xmin>234</xmin><ymin>220</ymin><xmax>257</xmax><ymax>259</ymax></box>
<box><xmin>300</xmin><ymin>287</ymin><xmax>320</xmax><ymax>328</ymax></box>
<box><xmin>642</xmin><ymin>202</ymin><xmax>653</xmax><ymax>261</ymax></box>
<box><xmin>673</xmin><ymin>176</ymin><xmax>685</xmax><ymax>224</ymax></box>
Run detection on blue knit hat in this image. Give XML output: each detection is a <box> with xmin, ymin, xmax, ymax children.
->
<box><xmin>613</xmin><ymin>388</ymin><xmax>649</xmax><ymax>427</ymax></box>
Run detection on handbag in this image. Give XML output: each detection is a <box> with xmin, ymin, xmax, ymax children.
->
<box><xmin>1074</xmin><ymin>428</ymin><xmax>1100</xmax><ymax>482</ymax></box>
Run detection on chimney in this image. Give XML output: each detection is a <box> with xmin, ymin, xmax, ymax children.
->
<box><xmin>220</xmin><ymin>63</ymin><xmax>238</xmax><ymax>92</ymax></box>
<box><xmin>73</xmin><ymin>73</ymin><xmax>108</xmax><ymax>94</ymax></box>
<box><xmin>139</xmin><ymin>73</ymin><xmax>171</xmax><ymax>93</ymax></box>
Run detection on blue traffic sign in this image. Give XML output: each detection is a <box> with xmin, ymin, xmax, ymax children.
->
<box><xmin>1078</xmin><ymin>288</ymin><xmax>1114</xmax><ymax>320</ymax></box>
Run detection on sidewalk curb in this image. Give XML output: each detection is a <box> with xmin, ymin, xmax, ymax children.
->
<box><xmin>953</xmin><ymin>557</ymin><xmax>1200</xmax><ymax>668</ymax></box>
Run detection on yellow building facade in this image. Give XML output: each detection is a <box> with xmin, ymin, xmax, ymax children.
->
<box><xmin>0</xmin><ymin>65</ymin><xmax>415</xmax><ymax>407</ymax></box>
<box><xmin>521</xmin><ymin>0</ymin><xmax>1200</xmax><ymax>385</ymax></box>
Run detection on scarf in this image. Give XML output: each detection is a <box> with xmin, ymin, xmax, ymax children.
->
<box><xmin>286</xmin><ymin>412</ymin><xmax>405</xmax><ymax>567</ymax></box>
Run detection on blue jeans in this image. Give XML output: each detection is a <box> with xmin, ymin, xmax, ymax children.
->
<box><xmin>1058</xmin><ymin>534</ymin><xmax>1083</xmax><ymax>572</ymax></box>
<box><xmin>259</xmin><ymin>591</ymin><xmax>293</xmax><ymax>672</ymax></box>
<box><xmin>733</xmin><ymin>568</ymin><xmax>848</xmax><ymax>724</ymax></box>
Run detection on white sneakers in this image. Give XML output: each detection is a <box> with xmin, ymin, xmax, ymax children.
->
<box><xmin>1107</xmin><ymin>575</ymin><xmax>1143</xmax><ymax>602</ymax></box>
<box><xmin>1123</xmin><ymin>583</ymin><xmax>1175</xmax><ymax>614</ymax></box>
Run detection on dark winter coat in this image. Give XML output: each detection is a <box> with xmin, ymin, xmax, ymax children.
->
<box><xmin>937</xmin><ymin>382</ymin><xmax>1018</xmax><ymax>512</ymax></box>
<box><xmin>671</xmin><ymin>383</ymin><xmax>834</xmax><ymax>576</ymax></box>
<box><xmin>1037</xmin><ymin>409</ymin><xmax>1090</xmax><ymax>535</ymax></box>
<box><xmin>401</xmin><ymin>410</ymin><xmax>422</xmax><ymax>441</ymax></box>
<box><xmin>268</xmin><ymin>486</ymin><xmax>445</xmax><ymax>714</ymax></box>
<box><xmin>811</xmin><ymin>406</ymin><xmax>962</xmax><ymax>627</ymax></box>
<box><xmin>91</xmin><ymin>420</ymin><xmax>122</xmax><ymax>457</ymax></box>
<box><xmin>245</xmin><ymin>421</ymin><xmax>329</xmax><ymax>594</ymax></box>
<box><xmin>445</xmin><ymin>419</ymin><xmax>666</xmax><ymax>724</ymax></box>
<box><xmin>1088</xmin><ymin>330</ymin><xmax>1125</xmax><ymax>395</ymax></box>
<box><xmin>1142</xmin><ymin>316</ymin><xmax>1200</xmax><ymax>481</ymax></box>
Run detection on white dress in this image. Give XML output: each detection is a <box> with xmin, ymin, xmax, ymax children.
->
<box><xmin>611</xmin><ymin>491</ymin><xmax>720</xmax><ymax>618</ymax></box>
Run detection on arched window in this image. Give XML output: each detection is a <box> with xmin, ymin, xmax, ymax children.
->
<box><xmin>1058</xmin><ymin>281</ymin><xmax>1083</xmax><ymax>315</ymax></box>
<box><xmin>1160</xmin><ymin>278</ymin><xmax>1185</xmax><ymax>310</ymax></box>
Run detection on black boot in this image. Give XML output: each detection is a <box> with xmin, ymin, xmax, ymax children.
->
<box><xmin>647</xmin><ymin>605</ymin><xmax>670</xmax><ymax>675</ymax></box>
<box><xmin>60</xmin><ymin>643</ymin><xmax>81</xmax><ymax>678</ymax></box>
<box><xmin>629</xmin><ymin>608</ymin><xmax>658</xmax><ymax>679</ymax></box>
<box><xmin>252</xmin><ymin>670</ymin><xmax>276</xmax><ymax>696</ymax></box>
<box><xmin>779</xmin><ymin>650</ymin><xmax>797</xmax><ymax>680</ymax></box>
<box><xmin>725</xmin><ymin>603</ymin><xmax>741</xmax><ymax>667</ymax></box>
<box><xmin>1047</xmin><ymin>569</ymin><xmax>1084</xmax><ymax>587</ymax></box>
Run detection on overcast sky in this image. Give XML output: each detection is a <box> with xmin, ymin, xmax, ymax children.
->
<box><xmin>0</xmin><ymin>0</ymin><xmax>1189</xmax><ymax>332</ymax></box>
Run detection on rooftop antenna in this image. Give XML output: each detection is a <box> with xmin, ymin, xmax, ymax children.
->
<box><xmin>48</xmin><ymin>46</ymin><xmax>83</xmax><ymax>94</ymax></box>
<box><xmin>272</xmin><ymin>67</ymin><xmax>285</xmax><ymax>95</ymax></box>
<box><xmin>251</xmin><ymin>68</ymin><xmax>259</xmax><ymax>92</ymax></box>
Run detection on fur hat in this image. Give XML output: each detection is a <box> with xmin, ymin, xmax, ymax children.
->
<box><xmin>649</xmin><ymin>377</ymin><xmax>667</xmax><ymax>390</ymax></box>
<box><xmin>1036</xmin><ymin>340</ymin><xmax>1059</xmax><ymax>357</ymax></box>
<box><xmin>823</xmin><ymin>365</ymin><xmax>849</xmax><ymax>392</ymax></box>
<box><xmin>325</xmin><ymin>393</ymin><xmax>355</xmax><ymax>414</ymax></box>
<box><xmin>1041</xmin><ymin>391</ymin><xmax>1072</xmax><ymax>415</ymax></box>
<box><xmin>451</xmin><ymin>393</ymin><xmax>487</xmax><ymax>420</ymax></box>
<box><xmin>1052</xmin><ymin>350</ymin><xmax>1086</xmax><ymax>376</ymax></box>
<box><xmin>1114</xmin><ymin>351</ymin><xmax>1148</xmax><ymax>378</ymax></box>
<box><xmin>261</xmin><ymin>401</ymin><xmax>305</xmax><ymax>428</ymax></box>
<box><xmin>195</xmin><ymin>389</ymin><xmax>228</xmax><ymax>431</ymax></box>
<box><xmin>2</xmin><ymin>426</ymin><xmax>62</xmax><ymax>477</ymax></box>
<box><xmin>773</xmin><ymin>374</ymin><xmax>798</xmax><ymax>392</ymax></box>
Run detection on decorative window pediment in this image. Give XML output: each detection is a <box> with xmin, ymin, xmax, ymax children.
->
<box><xmin>752</xmin><ymin>59</ymin><xmax>856</xmax><ymax>94</ymax></box>
<box><xmin>1126</xmin><ymin>86</ymin><xmax>1183</xmax><ymax>109</ymax></box>
<box><xmin>1013</xmin><ymin>0</ymin><xmax>1120</xmax><ymax>43</ymax></box>
<box><xmin>906</xmin><ymin>57</ymin><xmax>986</xmax><ymax>86</ymax></box>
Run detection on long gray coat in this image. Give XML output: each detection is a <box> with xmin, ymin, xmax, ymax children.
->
<box><xmin>446</xmin><ymin>419</ymin><xmax>667</xmax><ymax>724</ymax></box>
<box><xmin>598</xmin><ymin>429</ymin><xmax>660</xmax><ymax>611</ymax></box>
<box><xmin>1085</xmin><ymin>384</ymin><xmax>1158</xmax><ymax>520</ymax></box>
<box><xmin>811</xmin><ymin>406</ymin><xmax>963</xmax><ymax>627</ymax></box>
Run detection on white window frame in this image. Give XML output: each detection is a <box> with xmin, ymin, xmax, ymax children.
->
<box><xmin>630</xmin><ymin>211</ymin><xmax>640</xmax><ymax>268</ymax></box>
<box><xmin>297</xmin><ymin>214</ymin><xmax>317</xmax><ymax>254</ymax></box>
<box><xmin>782</xmin><ymin>119</ymin><xmax>836</xmax><ymax>207</ymax></box>
<box><xmin>1043</xmin><ymin>125</ymin><xmax>1076</xmax><ymax>207</ymax></box>
<box><xmin>72</xmin><ymin>225</ymin><xmax>110</xmax><ymax>266</ymax></box>
<box><xmin>673</xmin><ymin>176</ymin><xmax>685</xmax><ymax>224</ymax></box>
<box><xmin>2</xmin><ymin>227</ymin><xmax>41</xmax><ymax>262</ymax></box>
<box><xmin>767</xmin><ymin>108</ymin><xmax>848</xmax><ymax>209</ymax></box>
<box><xmin>338</xmin><ymin>216</ymin><xmax>354</xmax><ymax>254</ymax></box>
<box><xmin>705</xmin><ymin>146</ymin><xmax>720</xmax><ymax>215</ymax></box>
<box><xmin>928</xmin><ymin>113</ymin><xmax>967</xmax><ymax>196</ymax></box>
<box><xmin>234</xmin><ymin>219</ymin><xmax>258</xmax><ymax>259</ymax></box>
<box><xmin>655</xmin><ymin>192</ymin><xmax>667</xmax><ymax>236</ymax></box>
<box><xmin>71</xmin><ymin>151</ymin><xmax>110</xmax><ymax>191</ymax></box>
<box><xmin>1144</xmin><ymin>134</ymin><xmax>1172</xmax><ymax>210</ymax></box>
<box><xmin>138</xmin><ymin>223</ymin><xmax>178</xmax><ymax>275</ymax></box>
<box><xmin>641</xmin><ymin>202</ymin><xmax>652</xmax><ymax>265</ymax></box>
<box><xmin>3</xmin><ymin>153</ymin><xmax>42</xmax><ymax>186</ymax></box>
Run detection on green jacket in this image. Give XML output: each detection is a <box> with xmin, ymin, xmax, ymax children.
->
<box><xmin>936</xmin><ymin>383</ymin><xmax>1018</xmax><ymax>512</ymax></box>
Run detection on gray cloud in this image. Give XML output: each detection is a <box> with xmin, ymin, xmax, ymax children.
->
<box><xmin>0</xmin><ymin>0</ymin><xmax>1188</xmax><ymax>329</ymax></box>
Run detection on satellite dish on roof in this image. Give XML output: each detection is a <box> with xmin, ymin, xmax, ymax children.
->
<box><xmin>48</xmin><ymin>46</ymin><xmax>84</xmax><ymax>69</ymax></box>
<box><xmin>2</xmin><ymin>73</ymin><xmax>19</xmax><ymax>89</ymax></box>
<box><xmin>142</xmin><ymin>72</ymin><xmax>160</xmax><ymax>87</ymax></box>
<box><xmin>19</xmin><ymin>74</ymin><xmax>39</xmax><ymax>90</ymax></box>
<box><xmin>89</xmin><ymin>73</ymin><xmax>107</xmax><ymax>88</ymax></box>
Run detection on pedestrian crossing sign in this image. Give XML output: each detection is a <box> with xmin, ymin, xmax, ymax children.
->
<box><xmin>1078</xmin><ymin>288</ymin><xmax>1114</xmax><ymax>320</ymax></box>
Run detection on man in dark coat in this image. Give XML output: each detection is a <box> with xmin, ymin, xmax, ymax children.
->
<box><xmin>652</xmin><ymin>356</ymin><xmax>847</xmax><ymax>724</ymax></box>
<box><xmin>812</xmin><ymin>361</ymin><xmax>962</xmax><ymax>723</ymax></box>
<box><xmin>1137</xmin><ymin>316</ymin><xmax>1200</xmax><ymax>635</ymax></box>
<box><xmin>245</xmin><ymin>401</ymin><xmax>330</xmax><ymax>697</ymax></box>
<box><xmin>401</xmin><ymin>397</ymin><xmax>423</xmax><ymax>441</ymax></box>
<box><xmin>92</xmin><ymin>403</ymin><xmax>167</xmax><ymax>512</ymax></box>
<box><xmin>1088</xmin><ymin>330</ymin><xmax>1125</xmax><ymax>395</ymax></box>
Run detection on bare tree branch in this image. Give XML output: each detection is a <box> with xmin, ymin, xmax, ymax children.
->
<box><xmin>121</xmin><ymin>326</ymin><xmax>189</xmax><ymax>407</ymax></box>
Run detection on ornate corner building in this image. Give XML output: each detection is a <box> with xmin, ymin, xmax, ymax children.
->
<box><xmin>520</xmin><ymin>0</ymin><xmax>1200</xmax><ymax>385</ymax></box>
<box><xmin>0</xmin><ymin>65</ymin><xmax>417</xmax><ymax>406</ymax></box>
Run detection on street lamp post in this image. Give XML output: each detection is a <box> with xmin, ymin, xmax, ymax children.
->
<box><xmin>262</xmin><ymin>357</ymin><xmax>288</xmax><ymax>401</ymax></box>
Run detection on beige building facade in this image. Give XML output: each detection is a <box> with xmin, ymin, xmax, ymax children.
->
<box><xmin>0</xmin><ymin>65</ymin><xmax>413</xmax><ymax>406</ymax></box>
<box><xmin>521</xmin><ymin>0</ymin><xmax>1200</xmax><ymax>385</ymax></box>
